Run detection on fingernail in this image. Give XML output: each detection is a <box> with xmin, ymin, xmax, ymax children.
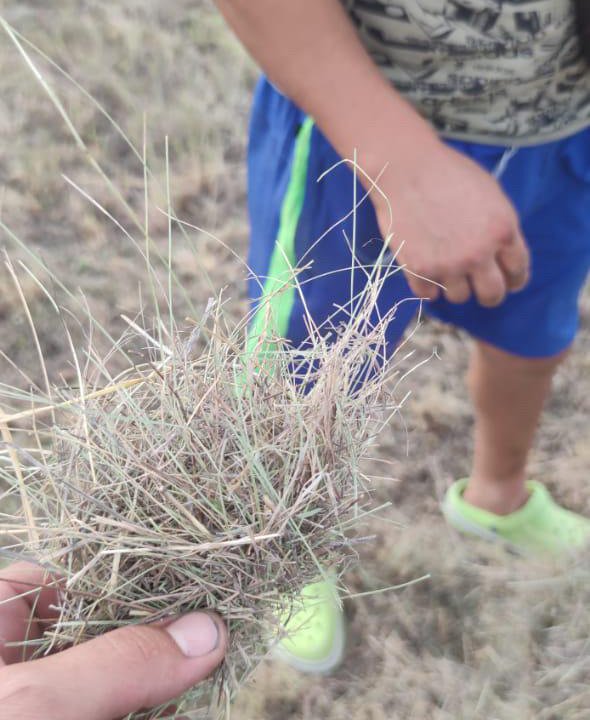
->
<box><xmin>166</xmin><ymin>612</ymin><xmax>220</xmax><ymax>657</ymax></box>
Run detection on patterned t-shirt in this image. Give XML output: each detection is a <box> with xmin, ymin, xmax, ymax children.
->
<box><xmin>345</xmin><ymin>0</ymin><xmax>590</xmax><ymax>144</ymax></box>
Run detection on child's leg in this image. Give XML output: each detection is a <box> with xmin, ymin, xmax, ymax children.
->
<box><xmin>465</xmin><ymin>341</ymin><xmax>567</xmax><ymax>515</ymax></box>
<box><xmin>247</xmin><ymin>79</ymin><xmax>422</xmax><ymax>673</ymax></box>
<box><xmin>437</xmin><ymin>128</ymin><xmax>590</xmax><ymax>551</ymax></box>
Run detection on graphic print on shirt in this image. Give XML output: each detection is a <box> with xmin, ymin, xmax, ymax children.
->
<box><xmin>344</xmin><ymin>0</ymin><xmax>590</xmax><ymax>143</ymax></box>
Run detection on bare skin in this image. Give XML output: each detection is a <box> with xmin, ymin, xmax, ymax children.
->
<box><xmin>464</xmin><ymin>342</ymin><xmax>568</xmax><ymax>515</ymax></box>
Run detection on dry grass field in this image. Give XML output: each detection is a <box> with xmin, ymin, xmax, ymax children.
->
<box><xmin>1</xmin><ymin>2</ymin><xmax>589</xmax><ymax>718</ymax></box>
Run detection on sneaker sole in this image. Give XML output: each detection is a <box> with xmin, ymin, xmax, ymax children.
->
<box><xmin>441</xmin><ymin>497</ymin><xmax>521</xmax><ymax>554</ymax></box>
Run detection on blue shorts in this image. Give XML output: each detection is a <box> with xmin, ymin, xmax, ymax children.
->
<box><xmin>248</xmin><ymin>77</ymin><xmax>590</xmax><ymax>359</ymax></box>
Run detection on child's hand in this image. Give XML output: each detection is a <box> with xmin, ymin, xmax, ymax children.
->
<box><xmin>375</xmin><ymin>138</ymin><xmax>530</xmax><ymax>307</ymax></box>
<box><xmin>0</xmin><ymin>562</ymin><xmax>226</xmax><ymax>720</ymax></box>
<box><xmin>215</xmin><ymin>0</ymin><xmax>529</xmax><ymax>308</ymax></box>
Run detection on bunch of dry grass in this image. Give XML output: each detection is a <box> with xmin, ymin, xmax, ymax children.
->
<box><xmin>0</xmin><ymin>255</ymin><xmax>415</xmax><ymax>719</ymax></box>
<box><xmin>0</xmin><ymin>15</ymin><xmax>422</xmax><ymax>718</ymax></box>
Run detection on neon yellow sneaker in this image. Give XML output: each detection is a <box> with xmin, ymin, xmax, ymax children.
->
<box><xmin>273</xmin><ymin>579</ymin><xmax>346</xmax><ymax>674</ymax></box>
<box><xmin>442</xmin><ymin>479</ymin><xmax>590</xmax><ymax>555</ymax></box>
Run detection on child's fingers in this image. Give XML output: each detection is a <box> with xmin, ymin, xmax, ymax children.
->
<box><xmin>498</xmin><ymin>229</ymin><xmax>530</xmax><ymax>292</ymax></box>
<box><xmin>470</xmin><ymin>261</ymin><xmax>507</xmax><ymax>308</ymax></box>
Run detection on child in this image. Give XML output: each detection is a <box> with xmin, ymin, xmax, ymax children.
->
<box><xmin>216</xmin><ymin>0</ymin><xmax>590</xmax><ymax>672</ymax></box>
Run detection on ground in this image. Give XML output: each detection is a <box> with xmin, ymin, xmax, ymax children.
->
<box><xmin>1</xmin><ymin>2</ymin><xmax>589</xmax><ymax>718</ymax></box>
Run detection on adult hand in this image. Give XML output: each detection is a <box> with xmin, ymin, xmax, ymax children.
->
<box><xmin>375</xmin><ymin>137</ymin><xmax>530</xmax><ymax>307</ymax></box>
<box><xmin>0</xmin><ymin>562</ymin><xmax>227</xmax><ymax>720</ymax></box>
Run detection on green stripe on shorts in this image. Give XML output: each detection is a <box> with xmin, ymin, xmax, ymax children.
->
<box><xmin>247</xmin><ymin>117</ymin><xmax>314</xmax><ymax>354</ymax></box>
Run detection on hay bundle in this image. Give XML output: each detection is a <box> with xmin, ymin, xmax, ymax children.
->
<box><xmin>0</xmin><ymin>277</ymin><xmax>403</xmax><ymax>718</ymax></box>
<box><xmin>0</xmin><ymin>16</ymin><xmax>414</xmax><ymax>717</ymax></box>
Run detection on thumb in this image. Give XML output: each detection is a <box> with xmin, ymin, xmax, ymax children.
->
<box><xmin>0</xmin><ymin>612</ymin><xmax>227</xmax><ymax>720</ymax></box>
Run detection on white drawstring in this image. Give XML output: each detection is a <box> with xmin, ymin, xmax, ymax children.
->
<box><xmin>493</xmin><ymin>145</ymin><xmax>518</xmax><ymax>179</ymax></box>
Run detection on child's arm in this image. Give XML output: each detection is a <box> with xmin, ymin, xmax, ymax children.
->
<box><xmin>217</xmin><ymin>0</ymin><xmax>529</xmax><ymax>306</ymax></box>
<box><xmin>217</xmin><ymin>0</ymin><xmax>436</xmax><ymax>188</ymax></box>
